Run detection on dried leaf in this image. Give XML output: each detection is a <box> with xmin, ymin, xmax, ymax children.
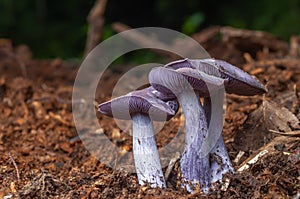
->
<box><xmin>235</xmin><ymin>100</ymin><xmax>300</xmax><ymax>151</ymax></box>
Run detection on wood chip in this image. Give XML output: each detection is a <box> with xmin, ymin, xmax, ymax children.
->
<box><xmin>233</xmin><ymin>151</ymin><xmax>245</xmax><ymax>164</ymax></box>
<box><xmin>237</xmin><ymin>150</ymin><xmax>269</xmax><ymax>172</ymax></box>
<box><xmin>49</xmin><ymin>111</ymin><xmax>72</xmax><ymax>126</ymax></box>
<box><xmin>60</xmin><ymin>141</ymin><xmax>73</xmax><ymax>153</ymax></box>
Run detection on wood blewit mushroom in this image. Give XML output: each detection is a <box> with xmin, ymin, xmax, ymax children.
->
<box><xmin>198</xmin><ymin>58</ymin><xmax>267</xmax><ymax>184</ymax></box>
<box><xmin>149</xmin><ymin>66</ymin><xmax>225</xmax><ymax>193</ymax></box>
<box><xmin>165</xmin><ymin>58</ymin><xmax>267</xmax><ymax>186</ymax></box>
<box><xmin>98</xmin><ymin>86</ymin><xmax>179</xmax><ymax>188</ymax></box>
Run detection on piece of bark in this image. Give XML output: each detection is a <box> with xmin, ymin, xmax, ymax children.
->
<box><xmin>220</xmin><ymin>26</ymin><xmax>289</xmax><ymax>54</ymax></box>
<box><xmin>191</xmin><ymin>26</ymin><xmax>221</xmax><ymax>44</ymax></box>
<box><xmin>274</xmin><ymin>89</ymin><xmax>300</xmax><ymax>117</ymax></box>
<box><xmin>244</xmin><ymin>58</ymin><xmax>300</xmax><ymax>69</ymax></box>
<box><xmin>192</xmin><ymin>26</ymin><xmax>246</xmax><ymax>65</ymax></box>
<box><xmin>234</xmin><ymin>100</ymin><xmax>300</xmax><ymax>151</ymax></box>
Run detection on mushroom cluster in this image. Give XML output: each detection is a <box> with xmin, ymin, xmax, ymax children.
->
<box><xmin>98</xmin><ymin>58</ymin><xmax>267</xmax><ymax>193</ymax></box>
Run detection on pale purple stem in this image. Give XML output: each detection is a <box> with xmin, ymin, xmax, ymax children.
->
<box><xmin>204</xmin><ymin>97</ymin><xmax>234</xmax><ymax>184</ymax></box>
<box><xmin>132</xmin><ymin>114</ymin><xmax>166</xmax><ymax>188</ymax></box>
<box><xmin>179</xmin><ymin>90</ymin><xmax>210</xmax><ymax>193</ymax></box>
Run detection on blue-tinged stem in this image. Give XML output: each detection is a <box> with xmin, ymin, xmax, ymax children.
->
<box><xmin>204</xmin><ymin>97</ymin><xmax>234</xmax><ymax>184</ymax></box>
<box><xmin>132</xmin><ymin>114</ymin><xmax>166</xmax><ymax>188</ymax></box>
<box><xmin>179</xmin><ymin>90</ymin><xmax>210</xmax><ymax>193</ymax></box>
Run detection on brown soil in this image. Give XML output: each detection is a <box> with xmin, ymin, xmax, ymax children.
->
<box><xmin>0</xmin><ymin>27</ymin><xmax>300</xmax><ymax>198</ymax></box>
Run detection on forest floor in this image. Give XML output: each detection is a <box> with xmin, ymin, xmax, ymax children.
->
<box><xmin>0</xmin><ymin>26</ymin><xmax>300</xmax><ymax>198</ymax></box>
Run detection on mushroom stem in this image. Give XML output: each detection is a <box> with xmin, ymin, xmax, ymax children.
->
<box><xmin>132</xmin><ymin>113</ymin><xmax>166</xmax><ymax>188</ymax></box>
<box><xmin>179</xmin><ymin>90</ymin><xmax>210</xmax><ymax>193</ymax></box>
<box><xmin>204</xmin><ymin>97</ymin><xmax>234</xmax><ymax>184</ymax></box>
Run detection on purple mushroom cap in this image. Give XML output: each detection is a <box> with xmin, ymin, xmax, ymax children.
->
<box><xmin>98</xmin><ymin>87</ymin><xmax>179</xmax><ymax>121</ymax></box>
<box><xmin>165</xmin><ymin>58</ymin><xmax>267</xmax><ymax>96</ymax></box>
<box><xmin>149</xmin><ymin>66</ymin><xmax>225</xmax><ymax>97</ymax></box>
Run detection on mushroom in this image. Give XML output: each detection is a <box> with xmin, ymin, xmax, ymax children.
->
<box><xmin>163</xmin><ymin>58</ymin><xmax>267</xmax><ymax>186</ymax></box>
<box><xmin>199</xmin><ymin>58</ymin><xmax>267</xmax><ymax>184</ymax></box>
<box><xmin>165</xmin><ymin>58</ymin><xmax>266</xmax><ymax>95</ymax></box>
<box><xmin>149</xmin><ymin>66</ymin><xmax>225</xmax><ymax>192</ymax></box>
<box><xmin>98</xmin><ymin>86</ymin><xmax>179</xmax><ymax>188</ymax></box>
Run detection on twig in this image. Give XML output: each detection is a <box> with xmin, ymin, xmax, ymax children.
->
<box><xmin>15</xmin><ymin>56</ymin><xmax>28</xmax><ymax>78</ymax></box>
<box><xmin>233</xmin><ymin>150</ymin><xmax>245</xmax><ymax>164</ymax></box>
<box><xmin>290</xmin><ymin>35</ymin><xmax>300</xmax><ymax>57</ymax></box>
<box><xmin>84</xmin><ymin>0</ymin><xmax>108</xmax><ymax>56</ymax></box>
<box><xmin>112</xmin><ymin>22</ymin><xmax>212</xmax><ymax>58</ymax></box>
<box><xmin>238</xmin><ymin>136</ymin><xmax>300</xmax><ymax>173</ymax></box>
<box><xmin>0</xmin><ymin>39</ymin><xmax>27</xmax><ymax>77</ymax></box>
<box><xmin>112</xmin><ymin>22</ymin><xmax>182</xmax><ymax>58</ymax></box>
<box><xmin>164</xmin><ymin>152</ymin><xmax>181</xmax><ymax>182</ymax></box>
<box><xmin>112</xmin><ymin>22</ymin><xmax>172</xmax><ymax>51</ymax></box>
<box><xmin>269</xmin><ymin>129</ymin><xmax>300</xmax><ymax>137</ymax></box>
<box><xmin>292</xmin><ymin>84</ymin><xmax>300</xmax><ymax>115</ymax></box>
<box><xmin>237</xmin><ymin>150</ymin><xmax>269</xmax><ymax>172</ymax></box>
<box><xmin>8</xmin><ymin>152</ymin><xmax>20</xmax><ymax>182</ymax></box>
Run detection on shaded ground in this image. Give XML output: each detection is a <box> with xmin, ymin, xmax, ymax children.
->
<box><xmin>0</xmin><ymin>27</ymin><xmax>300</xmax><ymax>198</ymax></box>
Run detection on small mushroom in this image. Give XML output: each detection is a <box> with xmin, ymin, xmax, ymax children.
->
<box><xmin>165</xmin><ymin>58</ymin><xmax>267</xmax><ymax>186</ymax></box>
<box><xmin>149</xmin><ymin>66</ymin><xmax>225</xmax><ymax>192</ymax></box>
<box><xmin>98</xmin><ymin>87</ymin><xmax>179</xmax><ymax>188</ymax></box>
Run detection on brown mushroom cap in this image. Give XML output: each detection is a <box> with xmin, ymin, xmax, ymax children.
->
<box><xmin>166</xmin><ymin>58</ymin><xmax>267</xmax><ymax>96</ymax></box>
<box><xmin>98</xmin><ymin>87</ymin><xmax>179</xmax><ymax>121</ymax></box>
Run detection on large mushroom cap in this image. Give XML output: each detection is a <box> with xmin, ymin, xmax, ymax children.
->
<box><xmin>98</xmin><ymin>87</ymin><xmax>179</xmax><ymax>121</ymax></box>
<box><xmin>149</xmin><ymin>66</ymin><xmax>225</xmax><ymax>97</ymax></box>
<box><xmin>166</xmin><ymin>58</ymin><xmax>267</xmax><ymax>96</ymax></box>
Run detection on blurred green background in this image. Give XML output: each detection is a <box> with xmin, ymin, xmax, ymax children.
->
<box><xmin>1</xmin><ymin>0</ymin><xmax>299</xmax><ymax>58</ymax></box>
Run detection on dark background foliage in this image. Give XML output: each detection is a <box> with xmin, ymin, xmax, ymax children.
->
<box><xmin>1</xmin><ymin>0</ymin><xmax>299</xmax><ymax>58</ymax></box>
